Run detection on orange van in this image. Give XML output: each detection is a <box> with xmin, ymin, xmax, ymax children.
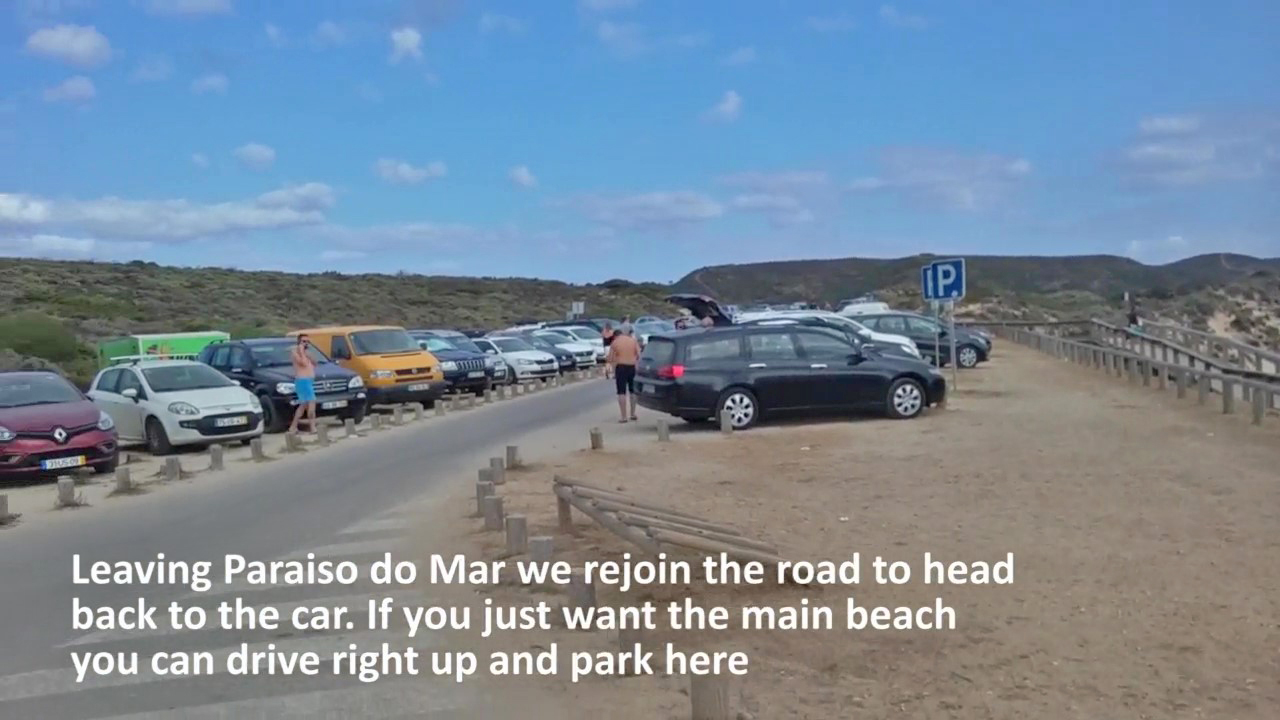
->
<box><xmin>288</xmin><ymin>326</ymin><xmax>447</xmax><ymax>407</ymax></box>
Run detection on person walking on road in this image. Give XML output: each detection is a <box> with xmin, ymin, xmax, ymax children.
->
<box><xmin>289</xmin><ymin>334</ymin><xmax>318</xmax><ymax>434</ymax></box>
<box><xmin>601</xmin><ymin>322</ymin><xmax>615</xmax><ymax>378</ymax></box>
<box><xmin>607</xmin><ymin>324</ymin><xmax>640</xmax><ymax>422</ymax></box>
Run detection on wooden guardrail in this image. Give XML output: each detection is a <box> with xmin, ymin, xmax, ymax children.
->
<box><xmin>986</xmin><ymin>325</ymin><xmax>1280</xmax><ymax>426</ymax></box>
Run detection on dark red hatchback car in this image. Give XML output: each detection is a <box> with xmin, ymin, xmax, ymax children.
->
<box><xmin>0</xmin><ymin>370</ymin><xmax>119</xmax><ymax>480</ymax></box>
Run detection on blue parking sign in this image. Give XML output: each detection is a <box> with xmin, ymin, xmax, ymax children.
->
<box><xmin>921</xmin><ymin>258</ymin><xmax>966</xmax><ymax>301</ymax></box>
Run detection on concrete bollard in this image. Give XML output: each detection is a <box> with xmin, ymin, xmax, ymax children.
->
<box><xmin>371</xmin><ymin>413</ymin><xmax>384</xmax><ymax>430</ymax></box>
<box><xmin>489</xmin><ymin>457</ymin><xmax>506</xmax><ymax>485</ymax></box>
<box><xmin>529</xmin><ymin>536</ymin><xmax>554</xmax><ymax>565</ymax></box>
<box><xmin>483</xmin><ymin>496</ymin><xmax>505</xmax><ymax>532</ymax></box>
<box><xmin>475</xmin><ymin>480</ymin><xmax>495</xmax><ymax>517</ymax></box>
<box><xmin>720</xmin><ymin>410</ymin><xmax>733</xmax><ymax>434</ymax></box>
<box><xmin>0</xmin><ymin>493</ymin><xmax>10</xmax><ymax>524</ymax></box>
<box><xmin>317</xmin><ymin>422</ymin><xmax>332</xmax><ymax>446</ymax></box>
<box><xmin>656</xmin><ymin>419</ymin><xmax>670</xmax><ymax>442</ymax></box>
<box><xmin>568</xmin><ymin>569</ymin><xmax>596</xmax><ymax>610</ymax></box>
<box><xmin>162</xmin><ymin>456</ymin><xmax>181</xmax><ymax>482</ymax></box>
<box><xmin>617</xmin><ymin>627</ymin><xmax>646</xmax><ymax>675</ymax></box>
<box><xmin>1140</xmin><ymin>360</ymin><xmax>1151</xmax><ymax>387</ymax></box>
<box><xmin>1175</xmin><ymin>368</ymin><xmax>1187</xmax><ymax>399</ymax></box>
<box><xmin>690</xmin><ymin>674</ymin><xmax>731</xmax><ymax>720</ymax></box>
<box><xmin>56</xmin><ymin>477</ymin><xmax>77</xmax><ymax>507</ymax></box>
<box><xmin>589</xmin><ymin>427</ymin><xmax>604</xmax><ymax>450</ymax></box>
<box><xmin>505</xmin><ymin>444</ymin><xmax>521</xmax><ymax>469</ymax></box>
<box><xmin>435</xmin><ymin>401</ymin><xmax>445</xmax><ymax>417</ymax></box>
<box><xmin>496</xmin><ymin>385</ymin><xmax>507</xmax><ymax>400</ymax></box>
<box><xmin>1222</xmin><ymin>380</ymin><xmax>1235</xmax><ymax>414</ymax></box>
<box><xmin>467</xmin><ymin>394</ymin><xmax>477</xmax><ymax>409</ymax></box>
<box><xmin>250</xmin><ymin>436</ymin><xmax>268</xmax><ymax>461</ymax></box>
<box><xmin>414</xmin><ymin>403</ymin><xmax>425</xmax><ymax>422</ymax></box>
<box><xmin>345</xmin><ymin>418</ymin><xmax>359</xmax><ymax>437</ymax></box>
<box><xmin>484</xmin><ymin>388</ymin><xmax>495</xmax><ymax>404</ymax></box>
<box><xmin>505</xmin><ymin>514</ymin><xmax>528</xmax><ymax>554</ymax></box>
<box><xmin>285</xmin><ymin>431</ymin><xmax>305</xmax><ymax>452</ymax></box>
<box><xmin>208</xmin><ymin>443</ymin><xmax>225</xmax><ymax>471</ymax></box>
<box><xmin>478</xmin><ymin>466</ymin><xmax>495</xmax><ymax>488</ymax></box>
<box><xmin>1252</xmin><ymin>385</ymin><xmax>1265</xmax><ymax>425</ymax></box>
<box><xmin>1156</xmin><ymin>364</ymin><xmax>1167</xmax><ymax>390</ymax></box>
<box><xmin>393</xmin><ymin>404</ymin><xmax>405</xmax><ymax>425</ymax></box>
<box><xmin>114</xmin><ymin>466</ymin><xmax>133</xmax><ymax>493</ymax></box>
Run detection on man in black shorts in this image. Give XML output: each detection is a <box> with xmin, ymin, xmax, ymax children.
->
<box><xmin>607</xmin><ymin>324</ymin><xmax>640</xmax><ymax>422</ymax></box>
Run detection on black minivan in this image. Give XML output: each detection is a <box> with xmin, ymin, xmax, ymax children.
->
<box><xmin>634</xmin><ymin>324</ymin><xmax>946</xmax><ymax>429</ymax></box>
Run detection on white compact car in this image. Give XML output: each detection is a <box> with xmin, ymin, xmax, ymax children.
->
<box><xmin>531</xmin><ymin>330</ymin><xmax>599</xmax><ymax>367</ymax></box>
<box><xmin>736</xmin><ymin>310</ymin><xmax>921</xmax><ymax>359</ymax></box>
<box><xmin>553</xmin><ymin>325</ymin><xmax>607</xmax><ymax>360</ymax></box>
<box><xmin>472</xmin><ymin>336</ymin><xmax>560</xmax><ymax>383</ymax></box>
<box><xmin>88</xmin><ymin>358</ymin><xmax>264</xmax><ymax>454</ymax></box>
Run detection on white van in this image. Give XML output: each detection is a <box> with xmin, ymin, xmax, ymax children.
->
<box><xmin>837</xmin><ymin>301</ymin><xmax>891</xmax><ymax>317</ymax></box>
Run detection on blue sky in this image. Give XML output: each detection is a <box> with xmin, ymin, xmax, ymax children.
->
<box><xmin>1</xmin><ymin>0</ymin><xmax>1277</xmax><ymax>283</ymax></box>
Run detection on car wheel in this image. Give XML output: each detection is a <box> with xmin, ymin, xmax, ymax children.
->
<box><xmin>957</xmin><ymin>344</ymin><xmax>980</xmax><ymax>369</ymax></box>
<box><xmin>94</xmin><ymin>452</ymin><xmax>119</xmax><ymax>474</ymax></box>
<box><xmin>716</xmin><ymin>388</ymin><xmax>759</xmax><ymax>430</ymax></box>
<box><xmin>145</xmin><ymin>417</ymin><xmax>174</xmax><ymax>455</ymax></box>
<box><xmin>259</xmin><ymin>394</ymin><xmax>288</xmax><ymax>433</ymax></box>
<box><xmin>239</xmin><ymin>438</ymin><xmax>253</xmax><ymax>446</ymax></box>
<box><xmin>346</xmin><ymin>405</ymin><xmax>367</xmax><ymax>425</ymax></box>
<box><xmin>680</xmin><ymin>415</ymin><xmax>711</xmax><ymax>424</ymax></box>
<box><xmin>886</xmin><ymin>378</ymin><xmax>926</xmax><ymax>419</ymax></box>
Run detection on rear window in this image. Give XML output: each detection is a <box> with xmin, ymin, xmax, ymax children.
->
<box><xmin>686</xmin><ymin>336</ymin><xmax>742</xmax><ymax>363</ymax></box>
<box><xmin>640</xmin><ymin>338</ymin><xmax>676</xmax><ymax>366</ymax></box>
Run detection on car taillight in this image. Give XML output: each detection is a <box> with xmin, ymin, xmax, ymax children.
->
<box><xmin>657</xmin><ymin>364</ymin><xmax>684</xmax><ymax>379</ymax></box>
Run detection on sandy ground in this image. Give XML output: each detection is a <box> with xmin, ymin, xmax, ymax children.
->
<box><xmin>407</xmin><ymin>343</ymin><xmax>1280</xmax><ymax>720</ymax></box>
<box><xmin>0</xmin><ymin>376</ymin><xmax>588</xmax><ymax>530</ymax></box>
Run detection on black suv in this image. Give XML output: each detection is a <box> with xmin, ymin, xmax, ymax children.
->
<box><xmin>198</xmin><ymin>338</ymin><xmax>368</xmax><ymax>433</ymax></box>
<box><xmin>409</xmin><ymin>330</ymin><xmax>499</xmax><ymax>394</ymax></box>
<box><xmin>856</xmin><ymin>312</ymin><xmax>990</xmax><ymax>368</ymax></box>
<box><xmin>634</xmin><ymin>324</ymin><xmax>946</xmax><ymax>429</ymax></box>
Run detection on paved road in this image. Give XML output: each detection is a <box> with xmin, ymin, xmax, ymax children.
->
<box><xmin>0</xmin><ymin>381</ymin><xmax>613</xmax><ymax>719</ymax></box>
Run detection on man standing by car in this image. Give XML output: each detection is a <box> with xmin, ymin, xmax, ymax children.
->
<box><xmin>289</xmin><ymin>334</ymin><xmax>317</xmax><ymax>434</ymax></box>
<box><xmin>607</xmin><ymin>325</ymin><xmax>640</xmax><ymax>422</ymax></box>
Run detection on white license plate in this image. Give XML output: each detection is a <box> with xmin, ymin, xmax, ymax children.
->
<box><xmin>642</xmin><ymin>383</ymin><xmax>656</xmax><ymax>395</ymax></box>
<box><xmin>215</xmin><ymin>416</ymin><xmax>249</xmax><ymax>428</ymax></box>
<box><xmin>41</xmin><ymin>455</ymin><xmax>86</xmax><ymax>470</ymax></box>
<box><xmin>467</xmin><ymin>371</ymin><xmax>485</xmax><ymax>378</ymax></box>
<box><xmin>321</xmin><ymin>400</ymin><xmax>348</xmax><ymax>410</ymax></box>
<box><xmin>407</xmin><ymin>383</ymin><xmax>432</xmax><ymax>392</ymax></box>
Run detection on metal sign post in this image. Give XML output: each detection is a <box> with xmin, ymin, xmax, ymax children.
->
<box><xmin>931</xmin><ymin>300</ymin><xmax>941</xmax><ymax>369</ymax></box>
<box><xmin>921</xmin><ymin>258</ymin><xmax>967</xmax><ymax>389</ymax></box>
<box><xmin>948</xmin><ymin>300</ymin><xmax>958</xmax><ymax>388</ymax></box>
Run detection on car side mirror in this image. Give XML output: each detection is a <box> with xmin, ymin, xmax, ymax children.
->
<box><xmin>122</xmin><ymin>388</ymin><xmax>139</xmax><ymax>401</ymax></box>
<box><xmin>847</xmin><ymin>351</ymin><xmax>864</xmax><ymax>365</ymax></box>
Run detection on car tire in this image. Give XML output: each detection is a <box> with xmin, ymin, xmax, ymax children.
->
<box><xmin>94</xmin><ymin>453</ymin><xmax>119</xmax><ymax>474</ymax></box>
<box><xmin>716</xmin><ymin>387</ymin><xmax>759</xmax><ymax>430</ymax></box>
<box><xmin>145</xmin><ymin>417</ymin><xmax>174</xmax><ymax>455</ymax></box>
<box><xmin>345</xmin><ymin>405</ymin><xmax>367</xmax><ymax>425</ymax></box>
<box><xmin>885</xmin><ymin>377</ymin><xmax>926</xmax><ymax>419</ymax></box>
<box><xmin>680</xmin><ymin>415</ymin><xmax>711</xmax><ymax>424</ymax></box>
<box><xmin>957</xmin><ymin>344</ymin><xmax>980</xmax><ymax>369</ymax></box>
<box><xmin>259</xmin><ymin>394</ymin><xmax>288</xmax><ymax>434</ymax></box>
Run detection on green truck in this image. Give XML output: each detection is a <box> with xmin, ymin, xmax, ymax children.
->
<box><xmin>96</xmin><ymin>331</ymin><xmax>231</xmax><ymax>368</ymax></box>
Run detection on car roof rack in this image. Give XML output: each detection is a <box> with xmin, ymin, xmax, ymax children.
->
<box><xmin>107</xmin><ymin>353</ymin><xmax>198</xmax><ymax>366</ymax></box>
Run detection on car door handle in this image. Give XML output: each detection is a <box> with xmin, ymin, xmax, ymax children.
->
<box><xmin>810</xmin><ymin>363</ymin><xmax>828</xmax><ymax>369</ymax></box>
<box><xmin>748</xmin><ymin>363</ymin><xmax>767</xmax><ymax>368</ymax></box>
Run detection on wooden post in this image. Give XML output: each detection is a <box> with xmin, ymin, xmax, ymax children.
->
<box><xmin>557</xmin><ymin>493</ymin><xmax>574</xmax><ymax>533</ymax></box>
<box><xmin>1197</xmin><ymin>373</ymin><xmax>1209</xmax><ymax>405</ymax></box>
<box><xmin>589</xmin><ymin>427</ymin><xmax>604</xmax><ymax>450</ymax></box>
<box><xmin>1222</xmin><ymin>380</ymin><xmax>1235</xmax><ymax>414</ymax></box>
<box><xmin>505</xmin><ymin>514</ymin><xmax>528</xmax><ymax>554</ymax></box>
<box><xmin>1140</xmin><ymin>360</ymin><xmax>1151</xmax><ymax>387</ymax></box>
<box><xmin>56</xmin><ymin>477</ymin><xmax>77</xmax><ymax>507</ymax></box>
<box><xmin>656</xmin><ymin>419</ymin><xmax>670</xmax><ymax>442</ymax></box>
<box><xmin>505</xmin><ymin>444</ymin><xmax>521</xmax><ymax>469</ymax></box>
<box><xmin>317</xmin><ymin>422</ymin><xmax>332</xmax><ymax>446</ymax></box>
<box><xmin>475</xmin><ymin>480</ymin><xmax>495</xmax><ymax>517</ymax></box>
<box><xmin>1252</xmin><ymin>385</ymin><xmax>1265</xmax><ymax>425</ymax></box>
<box><xmin>478</xmin><ymin>467</ymin><xmax>495</xmax><ymax>489</ymax></box>
<box><xmin>1174</xmin><ymin>368</ymin><xmax>1187</xmax><ymax>399</ymax></box>
<box><xmin>393</xmin><ymin>404</ymin><xmax>404</xmax><ymax>425</ymax></box>
<box><xmin>1156</xmin><ymin>363</ymin><xmax>1167</xmax><ymax>390</ymax></box>
<box><xmin>567</xmin><ymin>569</ymin><xmax>596</xmax><ymax>610</ymax></box>
<box><xmin>114</xmin><ymin>466</ymin><xmax>132</xmax><ymax>492</ymax></box>
<box><xmin>489</xmin><ymin>457</ymin><xmax>506</xmax><ymax>486</ymax></box>
<box><xmin>208</xmin><ymin>443</ymin><xmax>224</xmax><ymax>471</ymax></box>
<box><xmin>690</xmin><ymin>674</ymin><xmax>731</xmax><ymax>720</ymax></box>
<box><xmin>250</xmin><ymin>436</ymin><xmax>268</xmax><ymax>461</ymax></box>
<box><xmin>720</xmin><ymin>410</ymin><xmax>733</xmax><ymax>434</ymax></box>
<box><xmin>345</xmin><ymin>418</ymin><xmax>358</xmax><ymax>437</ymax></box>
<box><xmin>162</xmin><ymin>456</ymin><xmax>181</xmax><ymax>482</ymax></box>
<box><xmin>483</xmin><ymin>496</ymin><xmax>505</xmax><ymax>531</ymax></box>
<box><xmin>529</xmin><ymin>536</ymin><xmax>554</xmax><ymax>565</ymax></box>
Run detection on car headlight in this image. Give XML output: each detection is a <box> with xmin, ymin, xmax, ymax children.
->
<box><xmin>168</xmin><ymin>401</ymin><xmax>200</xmax><ymax>416</ymax></box>
<box><xmin>276</xmin><ymin>382</ymin><xmax>295</xmax><ymax>395</ymax></box>
<box><xmin>484</xmin><ymin>356</ymin><xmax>497</xmax><ymax>368</ymax></box>
<box><xmin>248</xmin><ymin>395</ymin><xmax>262</xmax><ymax>411</ymax></box>
<box><xmin>347</xmin><ymin>375</ymin><xmax>364</xmax><ymax>389</ymax></box>
<box><xmin>441</xmin><ymin>361</ymin><xmax>458</xmax><ymax>372</ymax></box>
<box><xmin>902</xmin><ymin>344</ymin><xmax>920</xmax><ymax>357</ymax></box>
<box><xmin>97</xmin><ymin>410</ymin><xmax>115</xmax><ymax>431</ymax></box>
<box><xmin>517</xmin><ymin>358</ymin><xmax>536</xmax><ymax>365</ymax></box>
<box><xmin>0</xmin><ymin>425</ymin><xmax>15</xmax><ymax>442</ymax></box>
<box><xmin>370</xmin><ymin>370</ymin><xmax>394</xmax><ymax>379</ymax></box>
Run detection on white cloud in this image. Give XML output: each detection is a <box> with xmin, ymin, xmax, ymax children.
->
<box><xmin>508</xmin><ymin>165</ymin><xmax>537</xmax><ymax>189</ymax></box>
<box><xmin>720</xmin><ymin>46</ymin><xmax>756</xmax><ymax>66</ymax></box>
<box><xmin>0</xmin><ymin>194</ymin><xmax>53</xmax><ymax>224</ymax></box>
<box><xmin>1121</xmin><ymin>113</ymin><xmax>1280</xmax><ymax>186</ymax></box>
<box><xmin>701</xmin><ymin>90</ymin><xmax>742</xmax><ymax>123</ymax></box>
<box><xmin>730</xmin><ymin>194</ymin><xmax>815</xmax><ymax>226</ymax></box>
<box><xmin>879</xmin><ymin>5</ymin><xmax>930</xmax><ymax>30</ymax></box>
<box><xmin>314</xmin><ymin>20</ymin><xmax>347</xmax><ymax>47</ymax></box>
<box><xmin>374</xmin><ymin>158</ymin><xmax>446</xmax><ymax>184</ymax></box>
<box><xmin>320</xmin><ymin>249</ymin><xmax>366</xmax><ymax>261</ymax></box>
<box><xmin>0</xmin><ymin>234</ymin><xmax>153</xmax><ymax>260</ymax></box>
<box><xmin>596</xmin><ymin>21</ymin><xmax>646</xmax><ymax>57</ymax></box>
<box><xmin>42</xmin><ymin>75</ymin><xmax>95</xmax><ymax>104</ymax></box>
<box><xmin>190</xmin><ymin>152</ymin><xmax>209</xmax><ymax>168</ymax></box>
<box><xmin>569</xmin><ymin>191</ymin><xmax>723</xmax><ymax>230</ymax></box>
<box><xmin>848</xmin><ymin>148</ymin><xmax>1032</xmax><ymax>211</ymax></box>
<box><xmin>479</xmin><ymin>12</ymin><xmax>525</xmax><ymax>34</ymax></box>
<box><xmin>139</xmin><ymin>0</ymin><xmax>232</xmax><ymax>17</ymax></box>
<box><xmin>131</xmin><ymin>56</ymin><xmax>173</xmax><ymax>82</ymax></box>
<box><xmin>190</xmin><ymin>72</ymin><xmax>229</xmax><ymax>94</ymax></box>
<box><xmin>25</xmin><ymin>24</ymin><xmax>112</xmax><ymax>68</ymax></box>
<box><xmin>256</xmin><ymin>182</ymin><xmax>335</xmax><ymax>211</ymax></box>
<box><xmin>579</xmin><ymin>0</ymin><xmax>640</xmax><ymax>10</ymax></box>
<box><xmin>264</xmin><ymin>23</ymin><xmax>284</xmax><ymax>47</ymax></box>
<box><xmin>805</xmin><ymin>15</ymin><xmax>856</xmax><ymax>33</ymax></box>
<box><xmin>389</xmin><ymin>26</ymin><xmax>423</xmax><ymax>63</ymax></box>
<box><xmin>233</xmin><ymin>142</ymin><xmax>275</xmax><ymax>171</ymax></box>
<box><xmin>718</xmin><ymin>170</ymin><xmax>830</xmax><ymax>192</ymax></box>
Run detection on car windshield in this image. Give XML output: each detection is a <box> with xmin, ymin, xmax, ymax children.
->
<box><xmin>418</xmin><ymin>337</ymin><xmax>456</xmax><ymax>353</ymax></box>
<box><xmin>525</xmin><ymin>336</ymin><xmax>555</xmax><ymax>351</ymax></box>
<box><xmin>538</xmin><ymin>331</ymin><xmax>574</xmax><ymax>343</ymax></box>
<box><xmin>143</xmin><ymin>364</ymin><xmax>234</xmax><ymax>392</ymax></box>
<box><xmin>637</xmin><ymin>321</ymin><xmax>675</xmax><ymax>334</ymax></box>
<box><xmin>249</xmin><ymin>342</ymin><xmax>330</xmax><ymax>367</ymax></box>
<box><xmin>443</xmin><ymin>336</ymin><xmax>483</xmax><ymax>353</ymax></box>
<box><xmin>568</xmin><ymin>327</ymin><xmax>602</xmax><ymax>340</ymax></box>
<box><xmin>0</xmin><ymin>375</ymin><xmax>82</xmax><ymax>408</ymax></box>
<box><xmin>350</xmin><ymin>329</ymin><xmax>418</xmax><ymax>355</ymax></box>
<box><xmin>494</xmin><ymin>338</ymin><xmax>534</xmax><ymax>353</ymax></box>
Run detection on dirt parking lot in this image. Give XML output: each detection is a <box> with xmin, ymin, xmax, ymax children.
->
<box><xmin>416</xmin><ymin>343</ymin><xmax>1280</xmax><ymax>719</ymax></box>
